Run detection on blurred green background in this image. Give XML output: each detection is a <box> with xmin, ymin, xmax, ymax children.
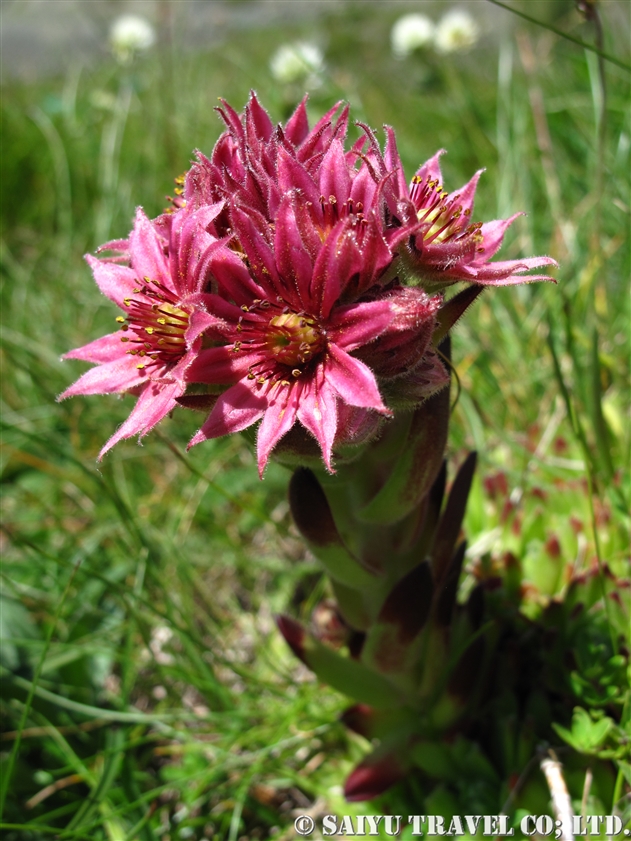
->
<box><xmin>1</xmin><ymin>0</ymin><xmax>629</xmax><ymax>837</ymax></box>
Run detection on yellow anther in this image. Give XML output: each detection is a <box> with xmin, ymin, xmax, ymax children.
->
<box><xmin>291</xmin><ymin>369</ymin><xmax>301</xmax><ymax>378</ymax></box>
<box><xmin>116</xmin><ymin>316</ymin><xmax>125</xmax><ymax>323</ymax></box>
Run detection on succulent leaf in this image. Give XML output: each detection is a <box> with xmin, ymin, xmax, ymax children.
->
<box><xmin>276</xmin><ymin>615</ymin><xmax>403</xmax><ymax>709</ymax></box>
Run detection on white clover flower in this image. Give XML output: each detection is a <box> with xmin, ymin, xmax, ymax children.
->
<box><xmin>435</xmin><ymin>9</ymin><xmax>479</xmax><ymax>54</ymax></box>
<box><xmin>391</xmin><ymin>13</ymin><xmax>435</xmax><ymax>58</ymax></box>
<box><xmin>109</xmin><ymin>14</ymin><xmax>156</xmax><ymax>65</ymax></box>
<box><xmin>269</xmin><ymin>42</ymin><xmax>324</xmax><ymax>85</ymax></box>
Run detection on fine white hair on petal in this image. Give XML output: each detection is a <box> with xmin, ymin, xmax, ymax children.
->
<box><xmin>109</xmin><ymin>14</ymin><xmax>156</xmax><ymax>63</ymax></box>
<box><xmin>269</xmin><ymin>41</ymin><xmax>325</xmax><ymax>84</ymax></box>
<box><xmin>435</xmin><ymin>9</ymin><xmax>480</xmax><ymax>54</ymax></box>
<box><xmin>391</xmin><ymin>14</ymin><xmax>435</xmax><ymax>58</ymax></box>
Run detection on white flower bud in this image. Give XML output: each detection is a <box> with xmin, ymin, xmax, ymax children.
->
<box><xmin>270</xmin><ymin>42</ymin><xmax>324</xmax><ymax>85</ymax></box>
<box><xmin>391</xmin><ymin>14</ymin><xmax>435</xmax><ymax>58</ymax></box>
<box><xmin>109</xmin><ymin>14</ymin><xmax>156</xmax><ymax>65</ymax></box>
<box><xmin>435</xmin><ymin>9</ymin><xmax>479</xmax><ymax>54</ymax></box>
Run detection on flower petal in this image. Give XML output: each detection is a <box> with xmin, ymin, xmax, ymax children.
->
<box><xmin>128</xmin><ymin>208</ymin><xmax>171</xmax><ymax>290</ymax></box>
<box><xmin>99</xmin><ymin>380</ymin><xmax>181</xmax><ymax>458</ymax></box>
<box><xmin>186</xmin><ymin>346</ymin><xmax>260</xmax><ymax>385</ymax></box>
<box><xmin>327</xmin><ymin>300</ymin><xmax>395</xmax><ymax>350</ymax></box>
<box><xmin>169</xmin><ymin>203</ymin><xmax>225</xmax><ymax>294</ymax></box>
<box><xmin>59</xmin><ymin>355</ymin><xmax>149</xmax><ymax>398</ymax></box>
<box><xmin>85</xmin><ymin>255</ymin><xmax>138</xmax><ymax>309</ymax></box>
<box><xmin>447</xmin><ymin>169</ymin><xmax>483</xmax><ymax>215</ymax></box>
<box><xmin>296</xmin><ymin>370</ymin><xmax>338</xmax><ymax>472</ymax></box>
<box><xmin>319</xmin><ymin>139</ymin><xmax>352</xmax><ymax>208</ymax></box>
<box><xmin>472</xmin><ymin>213</ymin><xmax>522</xmax><ymax>262</ymax></box>
<box><xmin>284</xmin><ymin>95</ymin><xmax>310</xmax><ymax>146</ymax></box>
<box><xmin>411</xmin><ymin>149</ymin><xmax>445</xmax><ymax>185</ymax></box>
<box><xmin>274</xmin><ymin>193</ymin><xmax>316</xmax><ymax>307</ymax></box>
<box><xmin>256</xmin><ymin>382</ymin><xmax>301</xmax><ymax>476</ymax></box>
<box><xmin>63</xmin><ymin>332</ymin><xmax>127</xmax><ymax>364</ymax></box>
<box><xmin>326</xmin><ymin>345</ymin><xmax>391</xmax><ymax>413</ymax></box>
<box><xmin>189</xmin><ymin>381</ymin><xmax>266</xmax><ymax>446</ymax></box>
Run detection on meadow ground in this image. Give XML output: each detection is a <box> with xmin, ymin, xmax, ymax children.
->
<box><xmin>1</xmin><ymin>1</ymin><xmax>629</xmax><ymax>838</ymax></box>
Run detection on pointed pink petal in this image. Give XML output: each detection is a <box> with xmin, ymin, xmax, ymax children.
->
<box><xmin>412</xmin><ymin>149</ymin><xmax>445</xmax><ymax>186</ymax></box>
<box><xmin>447</xmin><ymin>169</ymin><xmax>483</xmax><ymax>214</ymax></box>
<box><xmin>194</xmin><ymin>292</ymin><xmax>248</xmax><ymax>327</ymax></box>
<box><xmin>185</xmin><ymin>346</ymin><xmax>259</xmax><ymax>385</ymax></box>
<box><xmin>277</xmin><ymin>146</ymin><xmax>320</xmax><ymax>206</ymax></box>
<box><xmin>326</xmin><ymin>345</ymin><xmax>390</xmax><ymax>413</ymax></box>
<box><xmin>246</xmin><ymin>91</ymin><xmax>274</xmax><ymax>142</ymax></box>
<box><xmin>296</xmin><ymin>371</ymin><xmax>338</xmax><ymax>472</ymax></box>
<box><xmin>63</xmin><ymin>332</ymin><xmax>127</xmax><ymax>364</ymax></box>
<box><xmin>467</xmin><ymin>257</ymin><xmax>558</xmax><ymax>285</ymax></box>
<box><xmin>327</xmin><ymin>300</ymin><xmax>395</xmax><ymax>350</ymax></box>
<box><xmin>216</xmin><ymin>99</ymin><xmax>246</xmax><ymax>157</ymax></box>
<box><xmin>185</xmin><ymin>309</ymin><xmax>225</xmax><ymax>346</ymax></box>
<box><xmin>256</xmin><ymin>382</ymin><xmax>301</xmax><ymax>476</ymax></box>
<box><xmin>311</xmin><ymin>218</ymin><xmax>359</xmax><ymax>318</ymax></box>
<box><xmin>129</xmin><ymin>208</ymin><xmax>171</xmax><ymax>290</ymax></box>
<box><xmin>353</xmin><ymin>210</ymin><xmax>393</xmax><ymax>293</ymax></box>
<box><xmin>85</xmin><ymin>255</ymin><xmax>138</xmax><ymax>309</ymax></box>
<box><xmin>189</xmin><ymin>381</ymin><xmax>266</xmax><ymax>446</ymax></box>
<box><xmin>96</xmin><ymin>237</ymin><xmax>129</xmax><ymax>255</ymax></box>
<box><xmin>230</xmin><ymin>205</ymin><xmax>295</xmax><ymax>305</ymax></box>
<box><xmin>284</xmin><ymin>95</ymin><xmax>310</xmax><ymax>146</ymax></box>
<box><xmin>208</xmin><ymin>245</ymin><xmax>267</xmax><ymax>305</ymax></box>
<box><xmin>59</xmin><ymin>355</ymin><xmax>148</xmax><ymax>398</ymax></box>
<box><xmin>350</xmin><ymin>164</ymin><xmax>379</xmax><ymax>215</ymax></box>
<box><xmin>169</xmin><ymin>203</ymin><xmax>224</xmax><ymax>294</ymax></box>
<box><xmin>384</xmin><ymin>126</ymin><xmax>409</xmax><ymax>201</ymax></box>
<box><xmin>473</xmin><ymin>213</ymin><xmax>522</xmax><ymax>261</ymax></box>
<box><xmin>298</xmin><ymin>101</ymin><xmax>346</xmax><ymax>163</ymax></box>
<box><xmin>319</xmin><ymin>139</ymin><xmax>352</xmax><ymax>207</ymax></box>
<box><xmin>274</xmin><ymin>193</ymin><xmax>315</xmax><ymax>305</ymax></box>
<box><xmin>99</xmin><ymin>381</ymin><xmax>181</xmax><ymax>458</ymax></box>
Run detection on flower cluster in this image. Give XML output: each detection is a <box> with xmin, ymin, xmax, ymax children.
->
<box><xmin>391</xmin><ymin>9</ymin><xmax>480</xmax><ymax>58</ymax></box>
<box><xmin>61</xmin><ymin>94</ymin><xmax>556</xmax><ymax>475</ymax></box>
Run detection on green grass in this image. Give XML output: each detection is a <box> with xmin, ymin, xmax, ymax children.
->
<box><xmin>1</xmin><ymin>1</ymin><xmax>629</xmax><ymax>837</ymax></box>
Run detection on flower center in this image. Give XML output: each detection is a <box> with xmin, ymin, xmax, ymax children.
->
<box><xmin>265</xmin><ymin>312</ymin><xmax>325</xmax><ymax>368</ymax></box>
<box><xmin>411</xmin><ymin>176</ymin><xmax>479</xmax><ymax>245</ymax></box>
<box><xmin>118</xmin><ymin>283</ymin><xmax>190</xmax><ymax>368</ymax></box>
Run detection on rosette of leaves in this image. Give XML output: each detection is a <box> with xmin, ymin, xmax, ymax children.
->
<box><xmin>277</xmin><ymin>387</ymin><xmax>630</xmax><ymax>820</ymax></box>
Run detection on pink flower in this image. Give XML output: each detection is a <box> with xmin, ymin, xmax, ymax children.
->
<box><xmin>178</xmin><ymin>98</ymin><xmax>448</xmax><ymax>475</ymax></box>
<box><xmin>186</xmin><ymin>198</ymin><xmax>400</xmax><ymax>475</ymax></box>
<box><xmin>185</xmin><ymin>93</ymin><xmax>352</xmax><ymax>230</ymax></box>
<box><xmin>379</xmin><ymin>136</ymin><xmax>558</xmax><ymax>287</ymax></box>
<box><xmin>59</xmin><ymin>205</ymin><xmax>226</xmax><ymax>456</ymax></box>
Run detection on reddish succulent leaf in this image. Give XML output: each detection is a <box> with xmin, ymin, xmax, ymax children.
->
<box><xmin>431</xmin><ymin>451</ymin><xmax>477</xmax><ymax>583</ymax></box>
<box><xmin>447</xmin><ymin>635</ymin><xmax>486</xmax><ymax>704</ymax></box>
<box><xmin>435</xmin><ymin>540</ymin><xmax>467</xmax><ymax>627</ymax></box>
<box><xmin>378</xmin><ymin>560</ymin><xmax>434</xmax><ymax>643</ymax></box>
<box><xmin>344</xmin><ymin>747</ymin><xmax>409</xmax><ymax>802</ymax></box>
<box><xmin>433</xmin><ymin>285</ymin><xmax>485</xmax><ymax>345</ymax></box>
